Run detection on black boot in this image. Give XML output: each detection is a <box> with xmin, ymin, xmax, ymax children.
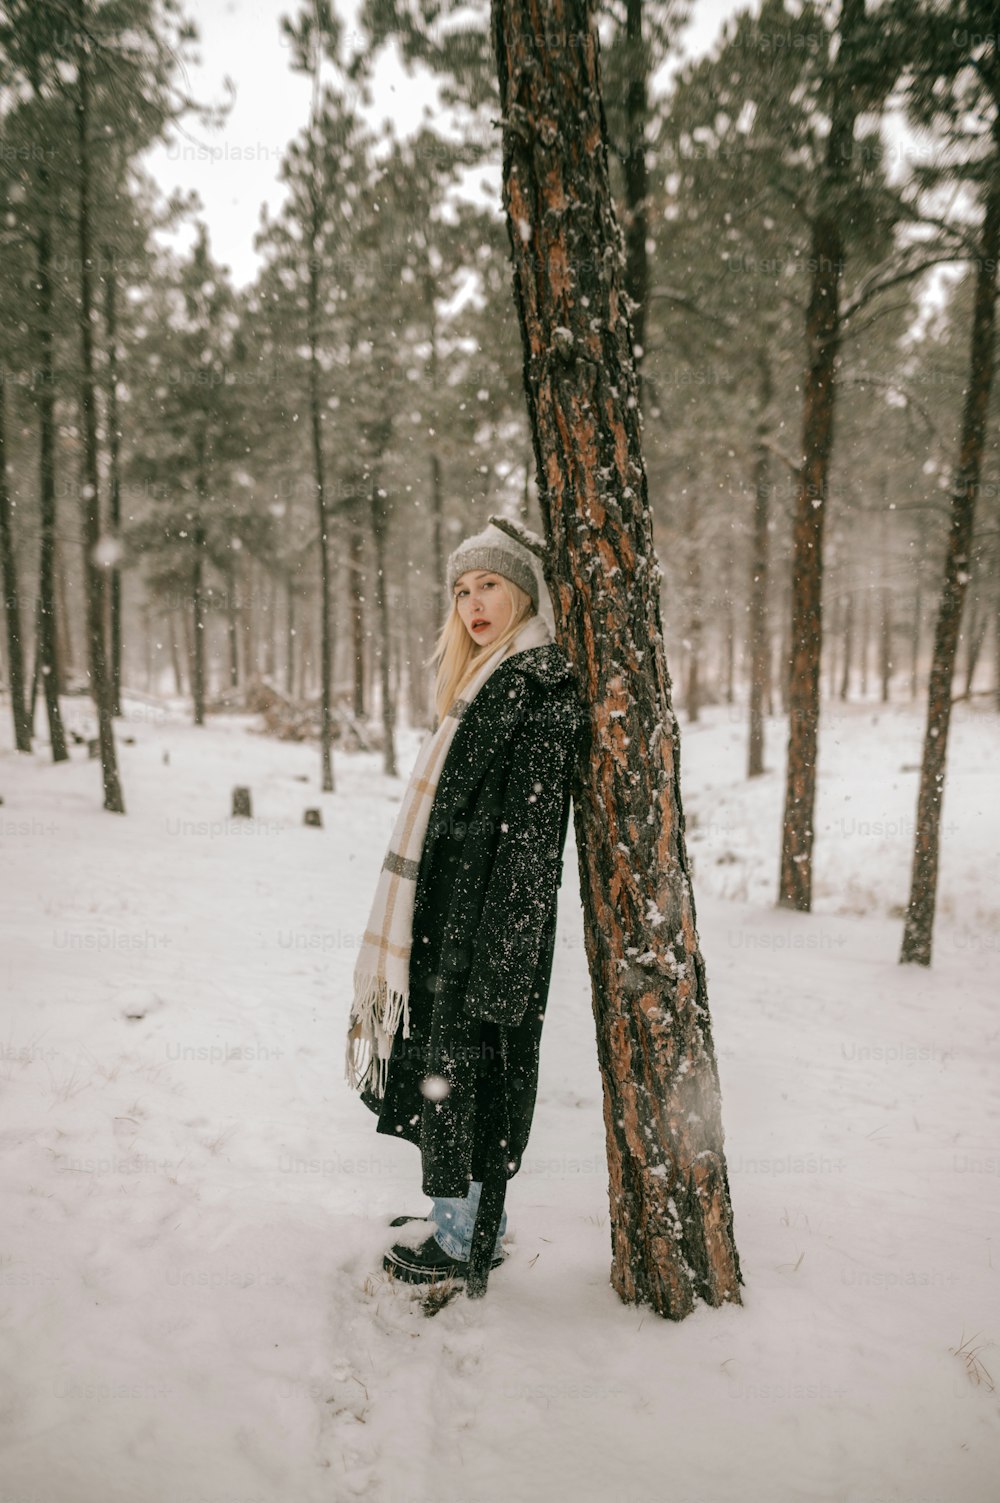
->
<box><xmin>383</xmin><ymin>1230</ymin><xmax>505</xmax><ymax>1286</ymax></box>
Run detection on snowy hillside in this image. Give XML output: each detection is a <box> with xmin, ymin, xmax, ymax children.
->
<box><xmin>1</xmin><ymin>694</ymin><xmax>998</xmax><ymax>1503</ymax></box>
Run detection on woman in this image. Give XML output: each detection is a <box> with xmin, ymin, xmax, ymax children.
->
<box><xmin>345</xmin><ymin>516</ymin><xmax>585</xmax><ymax>1286</ymax></box>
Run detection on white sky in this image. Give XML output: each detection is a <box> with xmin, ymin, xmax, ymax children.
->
<box><xmin>142</xmin><ymin>0</ymin><xmax>753</xmax><ymax>286</ymax></box>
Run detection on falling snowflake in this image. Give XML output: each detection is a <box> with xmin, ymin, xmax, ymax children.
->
<box><xmin>420</xmin><ymin>1074</ymin><xmax>449</xmax><ymax>1102</ymax></box>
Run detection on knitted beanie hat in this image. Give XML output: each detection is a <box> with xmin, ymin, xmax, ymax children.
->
<box><xmin>446</xmin><ymin>514</ymin><xmax>546</xmax><ymax>612</ymax></box>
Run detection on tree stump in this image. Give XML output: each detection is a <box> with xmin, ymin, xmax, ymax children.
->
<box><xmin>303</xmin><ymin>808</ymin><xmax>322</xmax><ymax>828</ymax></box>
<box><xmin>87</xmin><ymin>738</ymin><xmax>100</xmax><ymax>759</ymax></box>
<box><xmin>231</xmin><ymin>786</ymin><xmax>252</xmax><ymax>819</ymax></box>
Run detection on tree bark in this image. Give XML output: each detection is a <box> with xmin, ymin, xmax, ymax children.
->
<box><xmin>191</xmin><ymin>524</ymin><xmax>206</xmax><ymax>725</ymax></box>
<box><xmin>168</xmin><ymin>610</ymin><xmax>184</xmax><ymax>695</ymax></box>
<box><xmin>722</xmin><ymin>547</ymin><xmax>735</xmax><ymax>707</ymax></box>
<box><xmin>839</xmin><ymin>590</ymin><xmax>853</xmax><ymax>701</ymax></box>
<box><xmin>879</xmin><ymin>499</ymin><xmax>892</xmax><ymax>703</ymax></box>
<box><xmin>265</xmin><ymin>564</ymin><xmax>278</xmax><ymax>680</ymax></box>
<box><xmin>622</xmin><ymin>0</ymin><xmax>649</xmax><ymax>409</ymax></box>
<box><xmin>826</xmin><ymin>592</ymin><xmax>840</xmax><ymax>699</ymax></box>
<box><xmin>349</xmin><ymin>507</ymin><xmax>366</xmax><ymax>719</ymax></box>
<box><xmin>962</xmin><ymin>590</ymin><xmax>988</xmax><ymax>697</ymax></box>
<box><xmin>74</xmin><ymin>3</ymin><xmax>124</xmax><ymax>811</ymax></box>
<box><xmin>33</xmin><ymin>173</ymin><xmax>68</xmax><ymax>762</ymax></box>
<box><xmin>776</xmin><ymin>582</ymin><xmax>790</xmax><ymax>715</ymax></box>
<box><xmin>56</xmin><ymin>549</ymin><xmax>74</xmax><ymax>692</ymax></box>
<box><xmin>401</xmin><ymin>558</ymin><xmax>428</xmax><ymax>730</ymax></box>
<box><xmin>747</xmin><ymin>354</ymin><xmax>772</xmax><ymax>777</ymax></box>
<box><xmin>424</xmin><ymin>263</ymin><xmax>448</xmax><ymax>631</ymax></box>
<box><xmin>995</xmin><ymin>577</ymin><xmax>1000</xmax><ymax>712</ymax></box>
<box><xmin>880</xmin><ymin>584</ymin><xmax>893</xmax><ymax>702</ymax></box>
<box><xmin>901</xmin><ymin>182</ymin><xmax>1000</xmax><ymax>965</ymax></box>
<box><xmin>247</xmin><ymin>555</ymin><xmax>259</xmax><ymax>681</ymax></box>
<box><xmin>298</xmin><ymin>611</ymin><xmax>312</xmax><ymax>699</ymax></box>
<box><xmin>493</xmin><ymin>0</ymin><xmax>742</xmax><ymax>1317</ymax></box>
<box><xmin>285</xmin><ymin>567</ymin><xmax>296</xmax><ymax>695</ymax></box>
<box><xmin>683</xmin><ymin>486</ymin><xmax>701</xmax><ymax>723</ymax></box>
<box><xmin>0</xmin><ymin>375</ymin><xmax>32</xmax><ymax>751</ymax></box>
<box><xmin>309</xmin><ymin>248</ymin><xmax>334</xmax><ymax>791</ymax></box>
<box><xmin>306</xmin><ymin>43</ymin><xmax>334</xmax><ymax>794</ymax></box>
<box><xmin>369</xmin><ymin>472</ymin><xmax>397</xmax><ymax>777</ymax></box>
<box><xmin>226</xmin><ymin>561</ymin><xmax>240</xmax><ymax>689</ymax></box>
<box><xmin>102</xmin><ymin>243</ymin><xmax>123</xmax><ymax>716</ymax></box>
<box><xmin>778</xmin><ymin>0</ymin><xmax>865</xmax><ymax>910</ymax></box>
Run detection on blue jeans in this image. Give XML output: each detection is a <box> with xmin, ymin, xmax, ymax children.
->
<box><xmin>429</xmin><ymin>1180</ymin><xmax>507</xmax><ymax>1261</ymax></box>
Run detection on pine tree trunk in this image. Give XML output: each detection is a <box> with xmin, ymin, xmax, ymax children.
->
<box><xmin>369</xmin><ymin>473</ymin><xmax>397</xmax><ymax>777</ymax></box>
<box><xmin>349</xmin><ymin>510</ymin><xmax>365</xmax><ymax>719</ymax></box>
<box><xmin>962</xmin><ymin>591</ymin><xmax>987</xmax><ymax>698</ymax></box>
<box><xmin>859</xmin><ymin>584</ymin><xmax>870</xmax><ymax>697</ymax></box>
<box><xmin>55</xmin><ymin>551</ymin><xmax>74</xmax><ymax>693</ymax></box>
<box><xmin>29</xmin><ymin>592</ymin><xmax>41</xmax><ymax>725</ymax></box>
<box><xmin>309</xmin><ymin>247</ymin><xmax>334</xmax><ymax>791</ymax></box>
<box><xmin>826</xmin><ymin>591</ymin><xmax>840</xmax><ymax>699</ymax></box>
<box><xmin>168</xmin><ymin>611</ymin><xmax>184</xmax><ymax>695</ymax></box>
<box><xmin>74</xmin><ymin>5</ymin><xmax>124</xmax><ymax>811</ymax></box>
<box><xmin>901</xmin><ymin>182</ymin><xmax>1000</xmax><ymax>965</ymax></box>
<box><xmin>778</xmin><ymin>0</ymin><xmax>865</xmax><ymax>910</ymax></box>
<box><xmin>227</xmin><ymin>562</ymin><xmax>240</xmax><ymax>690</ymax></box>
<box><xmin>402</xmin><ymin>562</ymin><xmax>428</xmax><ymax>730</ymax></box>
<box><xmin>305</xmin><ymin>48</ymin><xmax>334</xmax><ymax>794</ymax></box>
<box><xmin>102</xmin><ymin>244</ymin><xmax>123</xmax><ymax>716</ymax></box>
<box><xmin>298</xmin><ymin>612</ymin><xmax>312</xmax><ymax>699</ymax></box>
<box><xmin>247</xmin><ymin>556</ymin><xmax>260</xmax><ymax>681</ymax></box>
<box><xmin>836</xmin><ymin>589</ymin><xmax>848</xmax><ymax>700</ymax></box>
<box><xmin>424</xmin><ymin>265</ymin><xmax>448</xmax><ymax>631</ymax></box>
<box><xmin>880</xmin><ymin>584</ymin><xmax>893</xmax><ymax>702</ymax></box>
<box><xmin>724</xmin><ymin>591</ymin><xmax>735</xmax><ymax>706</ymax></box>
<box><xmin>33</xmin><ymin>189</ymin><xmax>68</xmax><ymax>762</ymax></box>
<box><xmin>142</xmin><ymin>606</ymin><xmax>152</xmax><ymax>691</ymax></box>
<box><xmin>994</xmin><ymin>579</ymin><xmax>1000</xmax><ymax>711</ymax></box>
<box><xmin>622</xmin><ymin>0</ymin><xmax>649</xmax><ymax>409</ymax></box>
<box><xmin>429</xmin><ymin>450</ymin><xmax>446</xmax><ymax>628</ymax></box>
<box><xmin>777</xmin><ymin>586</ymin><xmax>790</xmax><ymax>715</ymax></box>
<box><xmin>684</xmin><ymin>490</ymin><xmax>701</xmax><ymax>723</ymax></box>
<box><xmin>493</xmin><ymin>0</ymin><xmax>742</xmax><ymax>1317</ymax></box>
<box><xmin>746</xmin><ymin>409</ymin><xmax>770</xmax><ymax>776</ymax></box>
<box><xmin>191</xmin><ymin>528</ymin><xmax>206</xmax><ymax>726</ymax></box>
<box><xmin>267</xmin><ymin>567</ymin><xmax>278</xmax><ymax>680</ymax></box>
<box><xmin>0</xmin><ymin>376</ymin><xmax>32</xmax><ymax>751</ymax></box>
<box><xmin>285</xmin><ymin>569</ymin><xmax>296</xmax><ymax>695</ymax></box>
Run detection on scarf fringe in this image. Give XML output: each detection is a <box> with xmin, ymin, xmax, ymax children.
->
<box><xmin>345</xmin><ymin>971</ymin><xmax>411</xmax><ymax>1099</ymax></box>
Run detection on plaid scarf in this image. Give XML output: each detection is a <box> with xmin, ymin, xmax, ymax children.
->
<box><xmin>345</xmin><ymin>612</ymin><xmax>553</xmax><ymax>1098</ymax></box>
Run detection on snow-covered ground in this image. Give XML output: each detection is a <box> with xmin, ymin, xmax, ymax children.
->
<box><xmin>1</xmin><ymin>689</ymin><xmax>998</xmax><ymax>1503</ymax></box>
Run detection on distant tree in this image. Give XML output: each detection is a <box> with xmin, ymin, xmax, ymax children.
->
<box><xmin>648</xmin><ymin>2</ymin><xmax>839</xmax><ymax>774</ymax></box>
<box><xmin>72</xmin><ymin>0</ymin><xmax>124</xmax><ymax>810</ymax></box>
<box><xmin>898</xmin><ymin>2</ymin><xmax>1000</xmax><ymax>964</ymax></box>
<box><xmin>278</xmin><ymin>0</ymin><xmax>348</xmax><ymax>791</ymax></box>
<box><xmin>0</xmin><ymin>0</ymin><xmax>204</xmax><ymax>796</ymax></box>
<box><xmin>777</xmin><ymin>0</ymin><xmax>908</xmax><ymax>909</ymax></box>
<box><xmin>0</xmin><ymin>3</ymin><xmax>71</xmax><ymax>761</ymax></box>
<box><xmin>0</xmin><ymin>136</ymin><xmax>33</xmax><ymax>752</ymax></box>
<box><xmin>128</xmin><ymin>229</ymin><xmax>253</xmax><ymax>725</ymax></box>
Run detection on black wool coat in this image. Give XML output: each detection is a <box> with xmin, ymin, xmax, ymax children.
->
<box><xmin>360</xmin><ymin>641</ymin><xmax>586</xmax><ymax>1198</ymax></box>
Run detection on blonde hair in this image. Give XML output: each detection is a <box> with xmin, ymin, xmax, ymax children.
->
<box><xmin>428</xmin><ymin>573</ymin><xmax>535</xmax><ymax>726</ymax></box>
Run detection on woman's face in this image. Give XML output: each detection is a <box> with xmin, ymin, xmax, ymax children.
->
<box><xmin>454</xmin><ymin>570</ymin><xmax>513</xmax><ymax>649</ymax></box>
